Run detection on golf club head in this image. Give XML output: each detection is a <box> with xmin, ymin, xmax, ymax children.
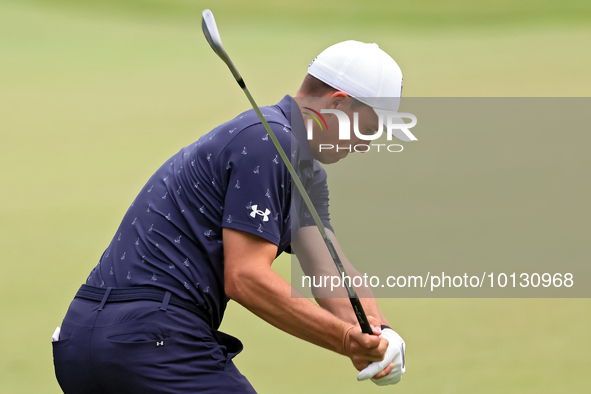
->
<box><xmin>201</xmin><ymin>10</ymin><xmax>226</xmax><ymax>59</ymax></box>
<box><xmin>202</xmin><ymin>9</ymin><xmax>243</xmax><ymax>84</ymax></box>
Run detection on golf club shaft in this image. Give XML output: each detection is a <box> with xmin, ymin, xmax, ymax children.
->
<box><xmin>242</xmin><ymin>87</ymin><xmax>372</xmax><ymax>335</ymax></box>
<box><xmin>202</xmin><ymin>10</ymin><xmax>372</xmax><ymax>335</ymax></box>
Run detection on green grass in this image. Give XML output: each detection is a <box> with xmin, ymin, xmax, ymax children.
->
<box><xmin>0</xmin><ymin>0</ymin><xmax>589</xmax><ymax>392</ymax></box>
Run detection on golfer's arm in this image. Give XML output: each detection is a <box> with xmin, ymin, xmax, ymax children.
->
<box><xmin>223</xmin><ymin>228</ymin><xmax>352</xmax><ymax>355</ymax></box>
<box><xmin>291</xmin><ymin>227</ymin><xmax>388</xmax><ymax>327</ymax></box>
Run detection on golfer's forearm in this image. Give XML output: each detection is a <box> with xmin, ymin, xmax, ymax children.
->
<box><xmin>226</xmin><ymin>265</ymin><xmax>351</xmax><ymax>355</ymax></box>
<box><xmin>359</xmin><ymin>297</ymin><xmax>388</xmax><ymax>326</ymax></box>
<box><xmin>293</xmin><ymin>227</ymin><xmax>389</xmax><ymax>327</ymax></box>
<box><xmin>311</xmin><ymin>262</ymin><xmax>389</xmax><ymax>326</ymax></box>
<box><xmin>342</xmin><ymin>265</ymin><xmax>389</xmax><ymax>326</ymax></box>
<box><xmin>316</xmin><ymin>295</ymin><xmax>388</xmax><ymax>327</ymax></box>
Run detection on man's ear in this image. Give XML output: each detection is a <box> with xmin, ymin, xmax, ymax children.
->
<box><xmin>327</xmin><ymin>91</ymin><xmax>349</xmax><ymax>109</ymax></box>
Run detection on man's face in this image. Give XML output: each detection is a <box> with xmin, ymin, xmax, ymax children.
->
<box><xmin>306</xmin><ymin>94</ymin><xmax>380</xmax><ymax>164</ymax></box>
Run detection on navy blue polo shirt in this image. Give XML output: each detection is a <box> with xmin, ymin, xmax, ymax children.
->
<box><xmin>85</xmin><ymin>95</ymin><xmax>333</xmax><ymax>329</ymax></box>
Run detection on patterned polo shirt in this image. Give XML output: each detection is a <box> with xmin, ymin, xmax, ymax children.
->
<box><xmin>85</xmin><ymin>95</ymin><xmax>333</xmax><ymax>328</ymax></box>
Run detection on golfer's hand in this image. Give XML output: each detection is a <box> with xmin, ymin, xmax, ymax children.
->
<box><xmin>342</xmin><ymin>317</ymin><xmax>389</xmax><ymax>372</ymax></box>
<box><xmin>357</xmin><ymin>328</ymin><xmax>406</xmax><ymax>386</ymax></box>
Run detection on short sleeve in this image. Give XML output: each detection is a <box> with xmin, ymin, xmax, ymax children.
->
<box><xmin>218</xmin><ymin>124</ymin><xmax>291</xmax><ymax>246</ymax></box>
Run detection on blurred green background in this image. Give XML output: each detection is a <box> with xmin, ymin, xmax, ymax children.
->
<box><xmin>0</xmin><ymin>0</ymin><xmax>589</xmax><ymax>393</ymax></box>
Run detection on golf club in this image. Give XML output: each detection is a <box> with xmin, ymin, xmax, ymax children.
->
<box><xmin>201</xmin><ymin>9</ymin><xmax>372</xmax><ymax>335</ymax></box>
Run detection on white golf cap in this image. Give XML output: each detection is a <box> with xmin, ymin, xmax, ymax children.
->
<box><xmin>308</xmin><ymin>40</ymin><xmax>417</xmax><ymax>142</ymax></box>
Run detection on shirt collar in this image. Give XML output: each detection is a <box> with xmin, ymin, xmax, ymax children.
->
<box><xmin>275</xmin><ymin>95</ymin><xmax>312</xmax><ymax>162</ymax></box>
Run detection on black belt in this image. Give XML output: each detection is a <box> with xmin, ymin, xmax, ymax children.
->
<box><xmin>75</xmin><ymin>284</ymin><xmax>211</xmax><ymax>327</ymax></box>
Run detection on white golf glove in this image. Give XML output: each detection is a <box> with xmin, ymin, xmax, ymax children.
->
<box><xmin>357</xmin><ymin>328</ymin><xmax>406</xmax><ymax>386</ymax></box>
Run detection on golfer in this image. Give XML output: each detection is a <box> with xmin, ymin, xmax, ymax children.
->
<box><xmin>53</xmin><ymin>40</ymin><xmax>409</xmax><ymax>393</ymax></box>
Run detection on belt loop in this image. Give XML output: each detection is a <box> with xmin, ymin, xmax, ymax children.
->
<box><xmin>160</xmin><ymin>291</ymin><xmax>171</xmax><ymax>312</ymax></box>
<box><xmin>98</xmin><ymin>287</ymin><xmax>112</xmax><ymax>311</ymax></box>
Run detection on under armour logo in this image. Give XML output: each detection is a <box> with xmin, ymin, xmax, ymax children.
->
<box><xmin>156</xmin><ymin>341</ymin><xmax>164</xmax><ymax>347</ymax></box>
<box><xmin>250</xmin><ymin>205</ymin><xmax>270</xmax><ymax>222</ymax></box>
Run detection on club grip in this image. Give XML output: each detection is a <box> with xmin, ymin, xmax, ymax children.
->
<box><xmin>350</xmin><ymin>297</ymin><xmax>373</xmax><ymax>334</ymax></box>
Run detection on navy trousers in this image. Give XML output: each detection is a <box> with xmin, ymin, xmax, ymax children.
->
<box><xmin>53</xmin><ymin>288</ymin><xmax>257</xmax><ymax>393</ymax></box>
